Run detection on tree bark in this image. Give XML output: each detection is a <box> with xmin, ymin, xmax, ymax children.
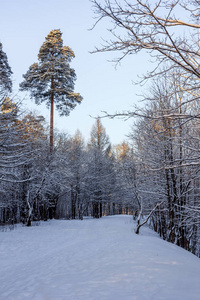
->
<box><xmin>50</xmin><ymin>77</ymin><xmax>54</xmax><ymax>153</ymax></box>
<box><xmin>136</xmin><ymin>201</ymin><xmax>164</xmax><ymax>234</ymax></box>
<box><xmin>26</xmin><ymin>191</ymin><xmax>33</xmax><ymax>227</ymax></box>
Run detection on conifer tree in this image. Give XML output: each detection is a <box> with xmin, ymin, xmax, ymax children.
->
<box><xmin>20</xmin><ymin>29</ymin><xmax>82</xmax><ymax>152</ymax></box>
<box><xmin>87</xmin><ymin>119</ymin><xmax>114</xmax><ymax>218</ymax></box>
<box><xmin>89</xmin><ymin>118</ymin><xmax>110</xmax><ymax>154</ymax></box>
<box><xmin>0</xmin><ymin>42</ymin><xmax>12</xmax><ymax>94</ymax></box>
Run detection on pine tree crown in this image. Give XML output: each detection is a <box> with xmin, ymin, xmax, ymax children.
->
<box><xmin>0</xmin><ymin>42</ymin><xmax>12</xmax><ymax>93</ymax></box>
<box><xmin>19</xmin><ymin>29</ymin><xmax>82</xmax><ymax>116</ymax></box>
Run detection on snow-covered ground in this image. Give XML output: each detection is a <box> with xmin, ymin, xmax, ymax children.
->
<box><xmin>0</xmin><ymin>215</ymin><xmax>200</xmax><ymax>300</ymax></box>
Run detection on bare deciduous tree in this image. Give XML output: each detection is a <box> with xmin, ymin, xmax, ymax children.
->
<box><xmin>91</xmin><ymin>0</ymin><xmax>200</xmax><ymax>83</ymax></box>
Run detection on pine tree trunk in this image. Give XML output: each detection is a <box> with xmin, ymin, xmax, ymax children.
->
<box><xmin>50</xmin><ymin>77</ymin><xmax>54</xmax><ymax>153</ymax></box>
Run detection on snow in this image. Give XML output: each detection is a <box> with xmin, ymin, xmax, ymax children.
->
<box><xmin>0</xmin><ymin>215</ymin><xmax>200</xmax><ymax>300</ymax></box>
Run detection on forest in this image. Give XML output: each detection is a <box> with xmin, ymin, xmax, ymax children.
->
<box><xmin>1</xmin><ymin>0</ymin><xmax>200</xmax><ymax>260</ymax></box>
<box><xmin>0</xmin><ymin>30</ymin><xmax>134</xmax><ymax>227</ymax></box>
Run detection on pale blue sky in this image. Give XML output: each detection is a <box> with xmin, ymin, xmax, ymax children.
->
<box><xmin>0</xmin><ymin>0</ymin><xmax>150</xmax><ymax>145</ymax></box>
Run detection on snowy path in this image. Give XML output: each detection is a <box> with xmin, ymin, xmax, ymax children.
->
<box><xmin>0</xmin><ymin>215</ymin><xmax>200</xmax><ymax>300</ymax></box>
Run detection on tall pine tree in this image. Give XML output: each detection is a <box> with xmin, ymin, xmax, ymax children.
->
<box><xmin>20</xmin><ymin>29</ymin><xmax>82</xmax><ymax>152</ymax></box>
<box><xmin>0</xmin><ymin>42</ymin><xmax>12</xmax><ymax>94</ymax></box>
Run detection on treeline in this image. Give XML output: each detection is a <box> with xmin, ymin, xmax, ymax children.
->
<box><xmin>91</xmin><ymin>0</ymin><xmax>200</xmax><ymax>257</ymax></box>
<box><xmin>127</xmin><ymin>75</ymin><xmax>200</xmax><ymax>257</ymax></box>
<box><xmin>0</xmin><ymin>30</ymin><xmax>137</xmax><ymax>230</ymax></box>
<box><xmin>2</xmin><ymin>9</ymin><xmax>200</xmax><ymax>259</ymax></box>
<box><xmin>0</xmin><ymin>31</ymin><xmax>134</xmax><ymax>228</ymax></box>
<box><xmin>2</xmin><ymin>81</ymin><xmax>200</xmax><ymax>257</ymax></box>
<box><xmin>0</xmin><ymin>97</ymin><xmax>135</xmax><ymax>225</ymax></box>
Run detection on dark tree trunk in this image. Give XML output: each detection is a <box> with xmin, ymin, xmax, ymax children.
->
<box><xmin>50</xmin><ymin>77</ymin><xmax>54</xmax><ymax>153</ymax></box>
<box><xmin>113</xmin><ymin>203</ymin><xmax>115</xmax><ymax>215</ymax></box>
<box><xmin>26</xmin><ymin>216</ymin><xmax>32</xmax><ymax>227</ymax></box>
<box><xmin>71</xmin><ymin>186</ymin><xmax>76</xmax><ymax>219</ymax></box>
<box><xmin>93</xmin><ymin>202</ymin><xmax>99</xmax><ymax>218</ymax></box>
<box><xmin>99</xmin><ymin>202</ymin><xmax>102</xmax><ymax>218</ymax></box>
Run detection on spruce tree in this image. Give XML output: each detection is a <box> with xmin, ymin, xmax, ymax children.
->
<box><xmin>0</xmin><ymin>42</ymin><xmax>12</xmax><ymax>94</ymax></box>
<box><xmin>20</xmin><ymin>29</ymin><xmax>82</xmax><ymax>152</ymax></box>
